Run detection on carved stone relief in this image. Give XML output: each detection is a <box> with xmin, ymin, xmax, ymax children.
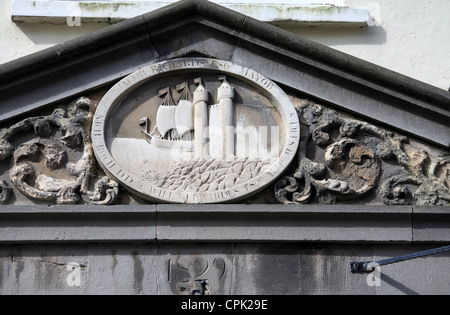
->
<box><xmin>275</xmin><ymin>98</ymin><xmax>450</xmax><ymax>206</ymax></box>
<box><xmin>91</xmin><ymin>58</ymin><xmax>300</xmax><ymax>204</ymax></box>
<box><xmin>0</xmin><ymin>62</ymin><xmax>448</xmax><ymax>207</ymax></box>
<box><xmin>0</xmin><ymin>97</ymin><xmax>119</xmax><ymax>205</ymax></box>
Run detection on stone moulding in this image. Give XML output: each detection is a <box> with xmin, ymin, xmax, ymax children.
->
<box><xmin>0</xmin><ymin>205</ymin><xmax>448</xmax><ymax>243</ymax></box>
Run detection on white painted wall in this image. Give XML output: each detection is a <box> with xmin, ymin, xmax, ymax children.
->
<box><xmin>288</xmin><ymin>0</ymin><xmax>450</xmax><ymax>91</ymax></box>
<box><xmin>0</xmin><ymin>0</ymin><xmax>449</xmax><ymax>90</ymax></box>
<box><xmin>0</xmin><ymin>0</ymin><xmax>108</xmax><ymax>62</ymax></box>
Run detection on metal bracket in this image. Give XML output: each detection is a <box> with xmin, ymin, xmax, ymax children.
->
<box><xmin>192</xmin><ymin>280</ymin><xmax>208</xmax><ymax>295</ymax></box>
<box><xmin>351</xmin><ymin>245</ymin><xmax>450</xmax><ymax>273</ymax></box>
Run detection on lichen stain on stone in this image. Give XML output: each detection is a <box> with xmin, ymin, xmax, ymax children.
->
<box><xmin>13</xmin><ymin>258</ymin><xmax>24</xmax><ymax>289</ymax></box>
<box><xmin>111</xmin><ymin>249</ymin><xmax>118</xmax><ymax>275</ymax></box>
<box><xmin>78</xmin><ymin>2</ymin><xmax>132</xmax><ymax>12</ymax></box>
<box><xmin>231</xmin><ymin>4</ymin><xmax>339</xmax><ymax>22</ymax></box>
<box><xmin>132</xmin><ymin>251</ymin><xmax>144</xmax><ymax>294</ymax></box>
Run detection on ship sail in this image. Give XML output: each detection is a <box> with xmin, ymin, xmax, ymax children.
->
<box><xmin>175</xmin><ymin>100</ymin><xmax>194</xmax><ymax>136</ymax></box>
<box><xmin>156</xmin><ymin>105</ymin><xmax>177</xmax><ymax>138</ymax></box>
<box><xmin>150</xmin><ymin>83</ymin><xmax>194</xmax><ymax>147</ymax></box>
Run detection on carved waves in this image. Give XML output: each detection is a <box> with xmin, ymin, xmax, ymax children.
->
<box><xmin>275</xmin><ymin>99</ymin><xmax>450</xmax><ymax>206</ymax></box>
<box><xmin>0</xmin><ymin>97</ymin><xmax>119</xmax><ymax>205</ymax></box>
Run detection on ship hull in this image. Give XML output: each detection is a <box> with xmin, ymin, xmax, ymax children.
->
<box><xmin>143</xmin><ymin>131</ymin><xmax>194</xmax><ymax>152</ymax></box>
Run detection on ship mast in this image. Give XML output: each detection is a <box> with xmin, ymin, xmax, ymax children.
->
<box><xmin>159</xmin><ymin>87</ymin><xmax>176</xmax><ymax>106</ymax></box>
<box><xmin>175</xmin><ymin>81</ymin><xmax>194</xmax><ymax>141</ymax></box>
<box><xmin>156</xmin><ymin>87</ymin><xmax>178</xmax><ymax>140</ymax></box>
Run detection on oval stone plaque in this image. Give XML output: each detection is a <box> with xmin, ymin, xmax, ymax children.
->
<box><xmin>92</xmin><ymin>58</ymin><xmax>299</xmax><ymax>203</ymax></box>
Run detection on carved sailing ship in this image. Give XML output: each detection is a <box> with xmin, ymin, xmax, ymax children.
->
<box><xmin>141</xmin><ymin>82</ymin><xmax>195</xmax><ymax>151</ymax></box>
<box><xmin>140</xmin><ymin>76</ymin><xmax>235</xmax><ymax>157</ymax></box>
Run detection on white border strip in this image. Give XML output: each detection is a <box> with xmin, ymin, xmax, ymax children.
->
<box><xmin>11</xmin><ymin>0</ymin><xmax>369</xmax><ymax>25</ymax></box>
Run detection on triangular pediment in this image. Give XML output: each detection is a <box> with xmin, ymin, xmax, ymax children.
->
<box><xmin>0</xmin><ymin>0</ymin><xmax>448</xmax><ymax>208</ymax></box>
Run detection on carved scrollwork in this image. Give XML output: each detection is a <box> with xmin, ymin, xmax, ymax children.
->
<box><xmin>380</xmin><ymin>175</ymin><xmax>421</xmax><ymax>205</ymax></box>
<box><xmin>274</xmin><ymin>176</ymin><xmax>302</xmax><ymax>204</ymax></box>
<box><xmin>276</xmin><ymin>142</ymin><xmax>381</xmax><ymax>204</ymax></box>
<box><xmin>0</xmin><ymin>97</ymin><xmax>119</xmax><ymax>205</ymax></box>
<box><xmin>275</xmin><ymin>99</ymin><xmax>450</xmax><ymax>206</ymax></box>
<box><xmin>380</xmin><ymin>145</ymin><xmax>450</xmax><ymax>206</ymax></box>
<box><xmin>89</xmin><ymin>177</ymin><xmax>120</xmax><ymax>205</ymax></box>
<box><xmin>0</xmin><ymin>180</ymin><xmax>12</xmax><ymax>204</ymax></box>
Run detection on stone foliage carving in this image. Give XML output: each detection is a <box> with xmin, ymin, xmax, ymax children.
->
<box><xmin>275</xmin><ymin>99</ymin><xmax>450</xmax><ymax>206</ymax></box>
<box><xmin>0</xmin><ymin>97</ymin><xmax>119</xmax><ymax>205</ymax></box>
<box><xmin>0</xmin><ymin>90</ymin><xmax>447</xmax><ymax>207</ymax></box>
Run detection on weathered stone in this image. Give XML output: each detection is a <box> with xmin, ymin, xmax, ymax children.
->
<box><xmin>0</xmin><ymin>140</ymin><xmax>13</xmax><ymax>161</ymax></box>
<box><xmin>89</xmin><ymin>177</ymin><xmax>120</xmax><ymax>206</ymax></box>
<box><xmin>0</xmin><ymin>181</ymin><xmax>11</xmax><ymax>205</ymax></box>
<box><xmin>92</xmin><ymin>58</ymin><xmax>299</xmax><ymax>204</ymax></box>
<box><xmin>14</xmin><ymin>142</ymin><xmax>40</xmax><ymax>163</ymax></box>
<box><xmin>33</xmin><ymin>118</ymin><xmax>52</xmax><ymax>137</ymax></box>
<box><xmin>44</xmin><ymin>143</ymin><xmax>67</xmax><ymax>170</ymax></box>
<box><xmin>275</xmin><ymin>98</ymin><xmax>450</xmax><ymax>206</ymax></box>
<box><xmin>0</xmin><ymin>97</ymin><xmax>119</xmax><ymax>206</ymax></box>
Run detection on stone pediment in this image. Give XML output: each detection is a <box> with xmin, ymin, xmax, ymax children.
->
<box><xmin>0</xmin><ymin>0</ymin><xmax>448</xmax><ymax>209</ymax></box>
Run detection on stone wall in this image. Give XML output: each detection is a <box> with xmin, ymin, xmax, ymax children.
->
<box><xmin>1</xmin><ymin>242</ymin><xmax>449</xmax><ymax>295</ymax></box>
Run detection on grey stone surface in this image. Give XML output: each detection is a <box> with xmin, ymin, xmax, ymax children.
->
<box><xmin>87</xmin><ymin>245</ymin><xmax>158</xmax><ymax>295</ymax></box>
<box><xmin>1</xmin><ymin>243</ymin><xmax>448</xmax><ymax>295</ymax></box>
<box><xmin>156</xmin><ymin>204</ymin><xmax>413</xmax><ymax>242</ymax></box>
<box><xmin>0</xmin><ymin>204</ymin><xmax>447</xmax><ymax>243</ymax></box>
<box><xmin>0</xmin><ymin>206</ymin><xmax>157</xmax><ymax>242</ymax></box>
<box><xmin>413</xmin><ymin>207</ymin><xmax>450</xmax><ymax>242</ymax></box>
<box><xmin>145</xmin><ymin>9</ymin><xmax>243</xmax><ymax>61</ymax></box>
<box><xmin>371</xmin><ymin>245</ymin><xmax>450</xmax><ymax>295</ymax></box>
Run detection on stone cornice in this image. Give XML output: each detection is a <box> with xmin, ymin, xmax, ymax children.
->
<box><xmin>0</xmin><ymin>205</ymin><xmax>448</xmax><ymax>243</ymax></box>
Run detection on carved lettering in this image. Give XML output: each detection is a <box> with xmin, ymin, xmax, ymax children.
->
<box><xmin>91</xmin><ymin>58</ymin><xmax>299</xmax><ymax>203</ymax></box>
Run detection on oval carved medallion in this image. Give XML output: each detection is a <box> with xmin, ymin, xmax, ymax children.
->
<box><xmin>92</xmin><ymin>58</ymin><xmax>299</xmax><ymax>203</ymax></box>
